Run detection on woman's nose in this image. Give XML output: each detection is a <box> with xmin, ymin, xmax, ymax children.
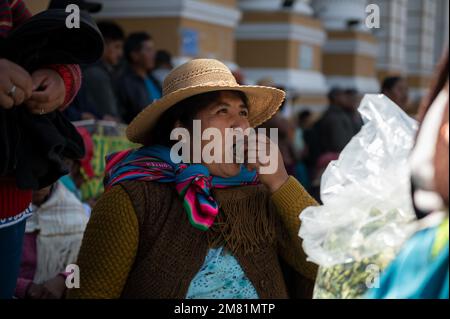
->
<box><xmin>231</xmin><ymin>115</ymin><xmax>250</xmax><ymax>131</ymax></box>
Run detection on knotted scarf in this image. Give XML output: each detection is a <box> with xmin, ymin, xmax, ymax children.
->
<box><xmin>104</xmin><ymin>145</ymin><xmax>259</xmax><ymax>231</ymax></box>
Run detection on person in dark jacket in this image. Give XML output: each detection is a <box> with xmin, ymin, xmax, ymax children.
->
<box><xmin>118</xmin><ymin>32</ymin><xmax>162</xmax><ymax>124</ymax></box>
<box><xmin>0</xmin><ymin>0</ymin><xmax>85</xmax><ymax>299</ymax></box>
<box><xmin>153</xmin><ymin>49</ymin><xmax>173</xmax><ymax>87</ymax></box>
<box><xmin>51</xmin><ymin>0</ymin><xmax>104</xmax><ymax>122</ymax></box>
<box><xmin>316</xmin><ymin>87</ymin><xmax>362</xmax><ymax>154</ymax></box>
<box><xmin>82</xmin><ymin>21</ymin><xmax>125</xmax><ymax>122</ymax></box>
<box><xmin>303</xmin><ymin>87</ymin><xmax>363</xmax><ymax>202</ymax></box>
<box><xmin>381</xmin><ymin>76</ymin><xmax>409</xmax><ymax>112</ymax></box>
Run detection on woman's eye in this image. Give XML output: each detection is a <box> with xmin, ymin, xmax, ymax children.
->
<box><xmin>217</xmin><ymin>108</ymin><xmax>228</xmax><ymax>114</ymax></box>
<box><xmin>240</xmin><ymin>110</ymin><xmax>249</xmax><ymax>117</ymax></box>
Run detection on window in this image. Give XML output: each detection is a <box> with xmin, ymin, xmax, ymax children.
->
<box><xmin>299</xmin><ymin>44</ymin><xmax>314</xmax><ymax>70</ymax></box>
<box><xmin>180</xmin><ymin>28</ymin><xmax>199</xmax><ymax>57</ymax></box>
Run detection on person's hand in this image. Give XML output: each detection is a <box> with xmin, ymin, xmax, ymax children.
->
<box><xmin>26</xmin><ymin>275</ymin><xmax>67</xmax><ymax>299</ymax></box>
<box><xmin>25</xmin><ymin>69</ymin><xmax>66</xmax><ymax>114</ymax></box>
<box><xmin>0</xmin><ymin>59</ymin><xmax>33</xmax><ymax>109</ymax></box>
<box><xmin>26</xmin><ymin>283</ymin><xmax>48</xmax><ymax>299</ymax></box>
<box><xmin>42</xmin><ymin>275</ymin><xmax>67</xmax><ymax>299</ymax></box>
<box><xmin>242</xmin><ymin>133</ymin><xmax>289</xmax><ymax>193</ymax></box>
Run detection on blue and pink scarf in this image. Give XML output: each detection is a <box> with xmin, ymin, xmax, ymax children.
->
<box><xmin>104</xmin><ymin>145</ymin><xmax>258</xmax><ymax>231</ymax></box>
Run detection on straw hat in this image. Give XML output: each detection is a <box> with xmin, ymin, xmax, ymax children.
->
<box><xmin>126</xmin><ymin>59</ymin><xmax>285</xmax><ymax>144</ymax></box>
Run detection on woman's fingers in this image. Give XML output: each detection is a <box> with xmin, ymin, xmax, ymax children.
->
<box><xmin>25</xmin><ymin>91</ymin><xmax>54</xmax><ymax>114</ymax></box>
<box><xmin>0</xmin><ymin>93</ymin><xmax>14</xmax><ymax>109</ymax></box>
<box><xmin>0</xmin><ymin>59</ymin><xmax>33</xmax><ymax>109</ymax></box>
<box><xmin>245</xmin><ymin>134</ymin><xmax>277</xmax><ymax>165</ymax></box>
<box><xmin>26</xmin><ymin>101</ymin><xmax>53</xmax><ymax>114</ymax></box>
<box><xmin>29</xmin><ymin>91</ymin><xmax>52</xmax><ymax>103</ymax></box>
<box><xmin>7</xmin><ymin>62</ymin><xmax>33</xmax><ymax>99</ymax></box>
<box><xmin>0</xmin><ymin>76</ymin><xmax>15</xmax><ymax>108</ymax></box>
<box><xmin>11</xmin><ymin>86</ymin><xmax>26</xmax><ymax>106</ymax></box>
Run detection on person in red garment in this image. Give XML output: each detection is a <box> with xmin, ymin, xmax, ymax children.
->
<box><xmin>0</xmin><ymin>0</ymin><xmax>82</xmax><ymax>299</ymax></box>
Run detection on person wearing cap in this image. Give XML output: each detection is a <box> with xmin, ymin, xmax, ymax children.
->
<box><xmin>81</xmin><ymin>21</ymin><xmax>125</xmax><ymax>122</ymax></box>
<box><xmin>117</xmin><ymin>32</ymin><xmax>162</xmax><ymax>124</ymax></box>
<box><xmin>317</xmin><ymin>87</ymin><xmax>362</xmax><ymax>154</ymax></box>
<box><xmin>48</xmin><ymin>0</ymin><xmax>102</xmax><ymax>13</ymax></box>
<box><xmin>0</xmin><ymin>0</ymin><xmax>82</xmax><ymax>299</ymax></box>
<box><xmin>303</xmin><ymin>87</ymin><xmax>363</xmax><ymax>202</ymax></box>
<box><xmin>68</xmin><ymin>59</ymin><xmax>318</xmax><ymax>299</ymax></box>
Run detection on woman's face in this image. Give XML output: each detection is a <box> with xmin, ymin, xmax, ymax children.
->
<box><xmin>194</xmin><ymin>91</ymin><xmax>250</xmax><ymax>178</ymax></box>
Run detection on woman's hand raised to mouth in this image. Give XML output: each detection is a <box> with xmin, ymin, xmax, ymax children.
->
<box><xmin>242</xmin><ymin>133</ymin><xmax>289</xmax><ymax>194</ymax></box>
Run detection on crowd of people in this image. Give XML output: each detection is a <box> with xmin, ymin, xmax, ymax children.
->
<box><xmin>0</xmin><ymin>0</ymin><xmax>448</xmax><ymax>300</ymax></box>
<box><xmin>64</xmin><ymin>21</ymin><xmax>169</xmax><ymax>124</ymax></box>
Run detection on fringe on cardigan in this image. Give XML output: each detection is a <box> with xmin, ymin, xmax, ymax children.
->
<box><xmin>208</xmin><ymin>184</ymin><xmax>277</xmax><ymax>255</ymax></box>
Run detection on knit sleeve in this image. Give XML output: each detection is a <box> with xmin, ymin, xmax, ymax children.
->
<box><xmin>66</xmin><ymin>185</ymin><xmax>139</xmax><ymax>299</ymax></box>
<box><xmin>271</xmin><ymin>176</ymin><xmax>319</xmax><ymax>281</ymax></box>
<box><xmin>10</xmin><ymin>0</ymin><xmax>31</xmax><ymax>28</ymax></box>
<box><xmin>45</xmin><ymin>64</ymin><xmax>82</xmax><ymax>110</ymax></box>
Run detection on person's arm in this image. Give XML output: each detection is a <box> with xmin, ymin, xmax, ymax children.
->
<box><xmin>10</xmin><ymin>0</ymin><xmax>31</xmax><ymax>28</ymax></box>
<box><xmin>66</xmin><ymin>185</ymin><xmax>139</xmax><ymax>299</ymax></box>
<box><xmin>44</xmin><ymin>64</ymin><xmax>82</xmax><ymax>110</ymax></box>
<box><xmin>15</xmin><ymin>278</ymin><xmax>33</xmax><ymax>299</ymax></box>
<box><xmin>271</xmin><ymin>176</ymin><xmax>319</xmax><ymax>281</ymax></box>
<box><xmin>10</xmin><ymin>0</ymin><xmax>82</xmax><ymax>112</ymax></box>
<box><xmin>0</xmin><ymin>58</ymin><xmax>33</xmax><ymax>108</ymax></box>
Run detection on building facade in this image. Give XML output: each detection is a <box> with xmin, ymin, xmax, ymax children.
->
<box><xmin>25</xmin><ymin>0</ymin><xmax>448</xmax><ymax>113</ymax></box>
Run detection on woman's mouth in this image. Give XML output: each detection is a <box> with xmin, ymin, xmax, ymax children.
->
<box><xmin>232</xmin><ymin>140</ymin><xmax>246</xmax><ymax>163</ymax></box>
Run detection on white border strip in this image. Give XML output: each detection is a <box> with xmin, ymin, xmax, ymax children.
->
<box><xmin>241</xmin><ymin>68</ymin><xmax>329</xmax><ymax>95</ymax></box>
<box><xmin>94</xmin><ymin>0</ymin><xmax>242</xmax><ymax>28</ymax></box>
<box><xmin>323</xmin><ymin>39</ymin><xmax>379</xmax><ymax>57</ymax></box>
<box><xmin>326</xmin><ymin>76</ymin><xmax>380</xmax><ymax>93</ymax></box>
<box><xmin>236</xmin><ymin>23</ymin><xmax>327</xmax><ymax>45</ymax></box>
<box><xmin>409</xmin><ymin>88</ymin><xmax>430</xmax><ymax>102</ymax></box>
<box><xmin>239</xmin><ymin>0</ymin><xmax>314</xmax><ymax>15</ymax></box>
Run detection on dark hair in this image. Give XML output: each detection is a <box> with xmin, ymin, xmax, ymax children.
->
<box><xmin>147</xmin><ymin>90</ymin><xmax>249</xmax><ymax>146</ymax></box>
<box><xmin>155</xmin><ymin>50</ymin><xmax>173</xmax><ymax>68</ymax></box>
<box><xmin>418</xmin><ymin>51</ymin><xmax>448</xmax><ymax>122</ymax></box>
<box><xmin>97</xmin><ymin>21</ymin><xmax>125</xmax><ymax>42</ymax></box>
<box><xmin>381</xmin><ymin>76</ymin><xmax>403</xmax><ymax>93</ymax></box>
<box><xmin>345</xmin><ymin>88</ymin><xmax>359</xmax><ymax>96</ymax></box>
<box><xmin>298</xmin><ymin>110</ymin><xmax>311</xmax><ymax>123</ymax></box>
<box><xmin>417</xmin><ymin>51</ymin><xmax>449</xmax><ymax>208</ymax></box>
<box><xmin>327</xmin><ymin>87</ymin><xmax>344</xmax><ymax>103</ymax></box>
<box><xmin>124</xmin><ymin>32</ymin><xmax>152</xmax><ymax>62</ymax></box>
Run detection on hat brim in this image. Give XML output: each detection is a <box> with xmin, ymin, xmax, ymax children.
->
<box><xmin>126</xmin><ymin>84</ymin><xmax>286</xmax><ymax>144</ymax></box>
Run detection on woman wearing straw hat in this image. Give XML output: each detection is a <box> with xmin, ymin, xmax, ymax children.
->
<box><xmin>68</xmin><ymin>59</ymin><xmax>318</xmax><ymax>299</ymax></box>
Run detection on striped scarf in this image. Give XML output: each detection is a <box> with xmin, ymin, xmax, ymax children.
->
<box><xmin>104</xmin><ymin>145</ymin><xmax>258</xmax><ymax>231</ymax></box>
<box><xmin>0</xmin><ymin>0</ymin><xmax>31</xmax><ymax>38</ymax></box>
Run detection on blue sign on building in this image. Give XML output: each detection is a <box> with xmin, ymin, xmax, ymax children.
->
<box><xmin>181</xmin><ymin>28</ymin><xmax>199</xmax><ymax>56</ymax></box>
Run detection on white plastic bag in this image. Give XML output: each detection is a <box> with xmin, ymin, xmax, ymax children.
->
<box><xmin>299</xmin><ymin>94</ymin><xmax>419</xmax><ymax>298</ymax></box>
